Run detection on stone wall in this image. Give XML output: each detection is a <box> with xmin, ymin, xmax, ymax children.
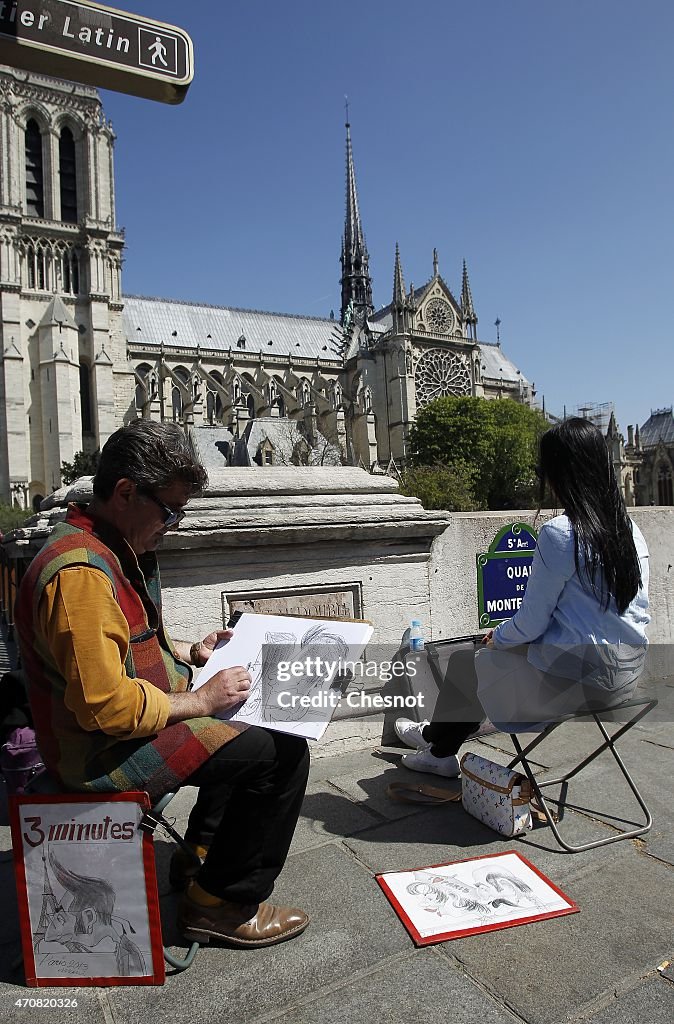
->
<box><xmin>154</xmin><ymin>497</ymin><xmax>674</xmax><ymax>658</ymax></box>
<box><xmin>157</xmin><ymin>469</ymin><xmax>449</xmax><ymax>644</ymax></box>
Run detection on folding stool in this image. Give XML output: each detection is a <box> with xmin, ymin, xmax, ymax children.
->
<box><xmin>506</xmin><ymin>696</ymin><xmax>658</xmax><ymax>853</ymax></box>
<box><xmin>417</xmin><ymin>637</ymin><xmax>658</xmax><ymax>853</ymax></box>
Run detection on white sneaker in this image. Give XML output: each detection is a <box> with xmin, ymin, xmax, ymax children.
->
<box><xmin>394</xmin><ymin>717</ymin><xmax>431</xmax><ymax>749</ymax></box>
<box><xmin>401</xmin><ymin>748</ymin><xmax>460</xmax><ymax>778</ymax></box>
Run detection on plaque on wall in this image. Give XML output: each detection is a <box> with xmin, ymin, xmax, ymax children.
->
<box><xmin>222</xmin><ymin>582</ymin><xmax>363</xmax><ymax>625</ymax></box>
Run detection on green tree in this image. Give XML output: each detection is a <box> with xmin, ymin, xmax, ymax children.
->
<box><xmin>400</xmin><ymin>463</ymin><xmax>480</xmax><ymax>512</ymax></box>
<box><xmin>60</xmin><ymin>449</ymin><xmax>100</xmax><ymax>486</ymax></box>
<box><xmin>408</xmin><ymin>396</ymin><xmax>547</xmax><ymax>510</ymax></box>
<box><xmin>0</xmin><ymin>503</ymin><xmax>30</xmax><ymax>533</ymax></box>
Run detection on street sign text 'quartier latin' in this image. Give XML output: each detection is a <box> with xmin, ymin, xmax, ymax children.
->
<box><xmin>0</xmin><ymin>0</ymin><xmax>193</xmax><ymax>103</ymax></box>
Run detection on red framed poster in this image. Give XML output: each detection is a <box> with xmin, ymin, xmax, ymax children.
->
<box><xmin>10</xmin><ymin>792</ymin><xmax>165</xmax><ymax>987</ymax></box>
<box><xmin>376</xmin><ymin>850</ymin><xmax>578</xmax><ymax>946</ymax></box>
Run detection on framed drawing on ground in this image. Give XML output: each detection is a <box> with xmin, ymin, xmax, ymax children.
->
<box><xmin>376</xmin><ymin>850</ymin><xmax>578</xmax><ymax>946</ymax></box>
<box><xmin>10</xmin><ymin>792</ymin><xmax>165</xmax><ymax>986</ymax></box>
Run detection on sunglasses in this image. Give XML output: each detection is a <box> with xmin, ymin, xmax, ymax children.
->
<box><xmin>138</xmin><ymin>489</ymin><xmax>186</xmax><ymax>529</ymax></box>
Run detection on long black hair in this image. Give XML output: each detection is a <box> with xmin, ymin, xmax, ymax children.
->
<box><xmin>538</xmin><ymin>417</ymin><xmax>641</xmax><ymax>613</ymax></box>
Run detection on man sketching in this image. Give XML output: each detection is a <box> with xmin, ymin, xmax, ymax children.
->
<box><xmin>16</xmin><ymin>421</ymin><xmax>309</xmax><ymax>948</ymax></box>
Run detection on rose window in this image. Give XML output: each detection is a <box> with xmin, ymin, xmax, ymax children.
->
<box><xmin>414</xmin><ymin>348</ymin><xmax>471</xmax><ymax>407</ymax></box>
<box><xmin>424</xmin><ymin>298</ymin><xmax>454</xmax><ymax>333</ymax></box>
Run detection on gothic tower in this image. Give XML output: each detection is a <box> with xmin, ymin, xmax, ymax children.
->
<box><xmin>339</xmin><ymin>118</ymin><xmax>373</xmax><ymax>329</ymax></box>
<box><xmin>0</xmin><ymin>66</ymin><xmax>124</xmax><ymax>506</ymax></box>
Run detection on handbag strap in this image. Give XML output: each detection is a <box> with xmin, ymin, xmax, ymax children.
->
<box><xmin>386</xmin><ymin>781</ymin><xmax>462</xmax><ymax>805</ymax></box>
<box><xmin>530</xmin><ymin>795</ymin><xmax>559</xmax><ymax>824</ymax></box>
<box><xmin>460</xmin><ymin>761</ymin><xmax>523</xmax><ymax>795</ymax></box>
<box><xmin>385</xmin><ymin>782</ymin><xmax>558</xmax><ymax>824</ymax></box>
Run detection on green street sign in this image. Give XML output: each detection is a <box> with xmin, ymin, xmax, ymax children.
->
<box><xmin>0</xmin><ymin>0</ymin><xmax>194</xmax><ymax>104</ymax></box>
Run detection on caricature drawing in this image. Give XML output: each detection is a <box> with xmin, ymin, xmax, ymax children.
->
<box><xmin>406</xmin><ymin>864</ymin><xmax>546</xmax><ymax>924</ymax></box>
<box><xmin>471</xmin><ymin>865</ymin><xmax>546</xmax><ymax>912</ymax></box>
<box><xmin>235</xmin><ymin>624</ymin><xmax>350</xmax><ymax>723</ymax></box>
<box><xmin>33</xmin><ymin>849</ymin><xmax>146</xmax><ymax>976</ymax></box>
<box><xmin>381</xmin><ymin>853</ymin><xmax>576</xmax><ymax>944</ymax></box>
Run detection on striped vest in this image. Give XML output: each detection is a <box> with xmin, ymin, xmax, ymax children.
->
<box><xmin>16</xmin><ymin>504</ymin><xmax>246</xmax><ymax>802</ymax></box>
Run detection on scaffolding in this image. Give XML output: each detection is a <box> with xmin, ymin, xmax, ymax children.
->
<box><xmin>573</xmin><ymin>402</ymin><xmax>615</xmax><ymax>435</ymax></box>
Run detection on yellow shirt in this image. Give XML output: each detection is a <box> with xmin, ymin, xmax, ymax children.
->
<box><xmin>39</xmin><ymin>566</ymin><xmax>171</xmax><ymax>739</ymax></box>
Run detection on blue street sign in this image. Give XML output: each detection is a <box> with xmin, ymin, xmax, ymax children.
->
<box><xmin>476</xmin><ymin>522</ymin><xmax>538</xmax><ymax>628</ymax></box>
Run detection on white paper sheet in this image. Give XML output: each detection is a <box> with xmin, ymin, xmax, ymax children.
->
<box><xmin>191</xmin><ymin>612</ymin><xmax>373</xmax><ymax>740</ymax></box>
<box><xmin>380</xmin><ymin>851</ymin><xmax>574</xmax><ymax>939</ymax></box>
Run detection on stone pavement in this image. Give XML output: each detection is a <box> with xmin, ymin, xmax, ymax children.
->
<box><xmin>0</xmin><ymin>674</ymin><xmax>672</xmax><ymax>1024</ymax></box>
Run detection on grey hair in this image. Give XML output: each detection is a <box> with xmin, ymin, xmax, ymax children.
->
<box><xmin>93</xmin><ymin>420</ymin><xmax>207</xmax><ymax>500</ymax></box>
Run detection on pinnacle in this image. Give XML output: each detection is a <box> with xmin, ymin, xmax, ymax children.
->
<box><xmin>393</xmin><ymin>243</ymin><xmax>406</xmax><ymax>304</ymax></box>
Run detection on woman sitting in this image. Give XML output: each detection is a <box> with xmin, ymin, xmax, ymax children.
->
<box><xmin>396</xmin><ymin>417</ymin><xmax>650</xmax><ymax>777</ymax></box>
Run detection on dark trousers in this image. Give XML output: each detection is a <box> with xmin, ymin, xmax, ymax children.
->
<box><xmin>421</xmin><ymin>646</ymin><xmax>484</xmax><ymax>757</ymax></box>
<box><xmin>183</xmin><ymin>727</ymin><xmax>309</xmax><ymax>904</ymax></box>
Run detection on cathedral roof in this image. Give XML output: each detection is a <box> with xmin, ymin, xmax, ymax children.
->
<box><xmin>369</xmin><ymin>306</ymin><xmax>394</xmax><ymax>331</ymax></box>
<box><xmin>190</xmin><ymin>425</ymin><xmax>235</xmax><ymax>470</ymax></box>
<box><xmin>479</xmin><ymin>342</ymin><xmax>529</xmax><ymax>386</ymax></box>
<box><xmin>122</xmin><ymin>295</ymin><xmax>345</xmax><ymax>362</ymax></box>
<box><xmin>121</xmin><ymin>296</ymin><xmax>528</xmax><ymax>385</ymax></box>
<box><xmin>639</xmin><ymin>408</ymin><xmax>674</xmax><ymax>448</ymax></box>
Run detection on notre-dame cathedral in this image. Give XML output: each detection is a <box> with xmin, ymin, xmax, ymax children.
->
<box><xmin>0</xmin><ymin>64</ymin><xmax>535</xmax><ymax>509</ymax></box>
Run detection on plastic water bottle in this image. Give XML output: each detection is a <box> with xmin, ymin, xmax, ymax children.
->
<box><xmin>409</xmin><ymin>619</ymin><xmax>424</xmax><ymax>652</ymax></box>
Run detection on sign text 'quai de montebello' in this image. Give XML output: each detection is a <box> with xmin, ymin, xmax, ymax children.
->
<box><xmin>0</xmin><ymin>0</ymin><xmax>193</xmax><ymax>103</ymax></box>
<box><xmin>476</xmin><ymin>522</ymin><xmax>538</xmax><ymax>629</ymax></box>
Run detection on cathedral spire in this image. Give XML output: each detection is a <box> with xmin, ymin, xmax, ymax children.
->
<box><xmin>607</xmin><ymin>410</ymin><xmax>620</xmax><ymax>439</ymax></box>
<box><xmin>460</xmin><ymin>259</ymin><xmax>478</xmax><ymax>340</ymax></box>
<box><xmin>344</xmin><ymin>119</ymin><xmax>364</xmax><ymax>258</ymax></box>
<box><xmin>340</xmin><ymin>112</ymin><xmax>373</xmax><ymax>327</ymax></box>
<box><xmin>392</xmin><ymin>243</ymin><xmax>412</xmax><ymax>335</ymax></box>
<box><xmin>393</xmin><ymin>242</ymin><xmax>406</xmax><ymax>305</ymax></box>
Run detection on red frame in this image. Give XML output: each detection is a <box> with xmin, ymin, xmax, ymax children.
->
<box><xmin>376</xmin><ymin>849</ymin><xmax>579</xmax><ymax>946</ymax></box>
<box><xmin>10</xmin><ymin>791</ymin><xmax>165</xmax><ymax>987</ymax></box>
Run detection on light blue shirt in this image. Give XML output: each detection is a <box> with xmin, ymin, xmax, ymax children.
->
<box><xmin>492</xmin><ymin>515</ymin><xmax>650</xmax><ymax>682</ymax></box>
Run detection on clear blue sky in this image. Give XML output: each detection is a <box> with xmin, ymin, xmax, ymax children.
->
<box><xmin>99</xmin><ymin>0</ymin><xmax>674</xmax><ymax>434</ymax></box>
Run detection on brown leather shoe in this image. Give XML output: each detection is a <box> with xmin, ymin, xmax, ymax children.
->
<box><xmin>178</xmin><ymin>893</ymin><xmax>309</xmax><ymax>947</ymax></box>
<box><xmin>168</xmin><ymin>845</ymin><xmax>205</xmax><ymax>891</ymax></box>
